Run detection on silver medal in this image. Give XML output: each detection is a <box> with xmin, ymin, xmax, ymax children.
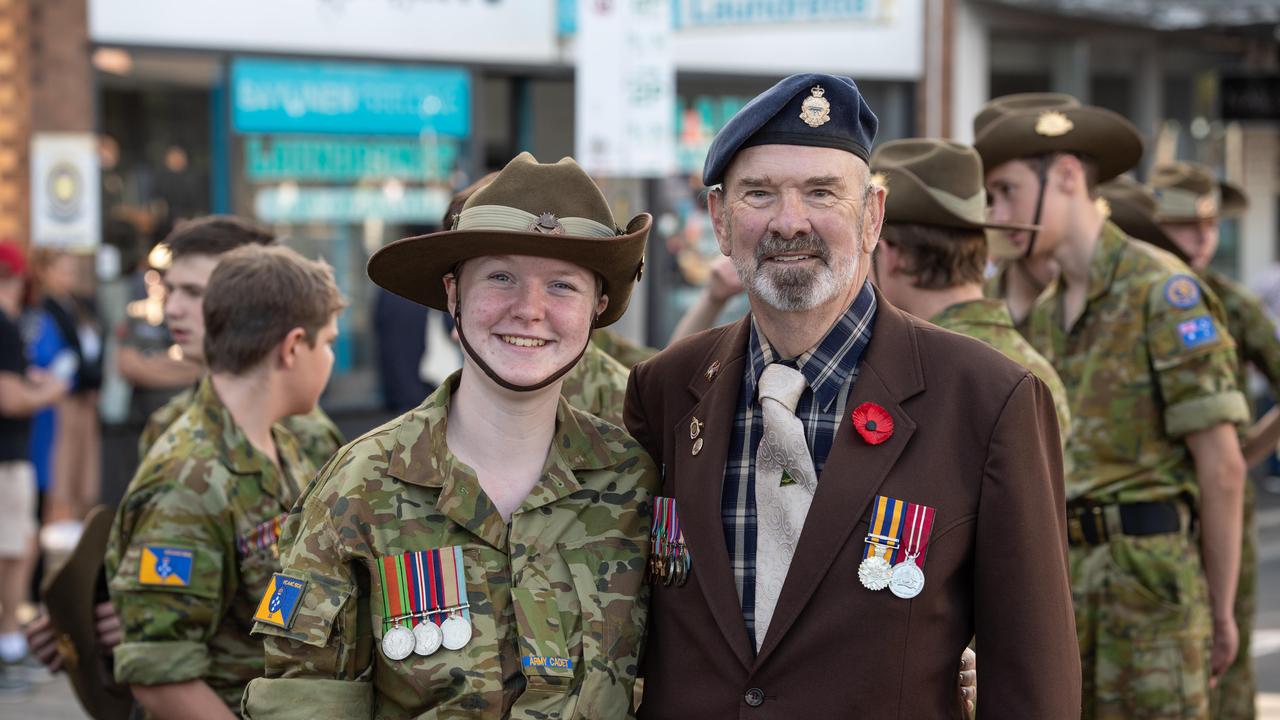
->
<box><xmin>888</xmin><ymin>560</ymin><xmax>925</xmax><ymax>599</ymax></box>
<box><xmin>440</xmin><ymin>613</ymin><xmax>472</xmax><ymax>650</ymax></box>
<box><xmin>381</xmin><ymin>624</ymin><xmax>415</xmax><ymax>661</ymax></box>
<box><xmin>413</xmin><ymin>620</ymin><xmax>442</xmax><ymax>656</ymax></box>
<box><xmin>858</xmin><ymin>555</ymin><xmax>892</xmax><ymax>591</ymax></box>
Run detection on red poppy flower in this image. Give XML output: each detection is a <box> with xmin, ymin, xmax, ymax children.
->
<box><xmin>852</xmin><ymin>402</ymin><xmax>893</xmax><ymax>445</ymax></box>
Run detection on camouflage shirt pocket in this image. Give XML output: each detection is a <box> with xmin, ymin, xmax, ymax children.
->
<box><xmin>560</xmin><ymin>536</ymin><xmax>647</xmax><ymax>715</ymax></box>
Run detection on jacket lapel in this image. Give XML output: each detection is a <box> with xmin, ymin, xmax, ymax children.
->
<box><xmin>671</xmin><ymin>317</ymin><xmax>756</xmax><ymax>670</ymax></box>
<box><xmin>755</xmin><ymin>294</ymin><xmax>925</xmax><ymax>663</ymax></box>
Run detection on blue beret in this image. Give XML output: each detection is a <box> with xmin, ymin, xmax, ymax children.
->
<box><xmin>702</xmin><ymin>73</ymin><xmax>879</xmax><ymax>187</ymax></box>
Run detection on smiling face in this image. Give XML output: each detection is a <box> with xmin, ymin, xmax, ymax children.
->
<box><xmin>709</xmin><ymin>144</ymin><xmax>882</xmax><ymax>315</ymax></box>
<box><xmin>163</xmin><ymin>253</ymin><xmax>220</xmax><ymax>363</ymax></box>
<box><xmin>444</xmin><ymin>254</ymin><xmax>607</xmax><ymax>389</ymax></box>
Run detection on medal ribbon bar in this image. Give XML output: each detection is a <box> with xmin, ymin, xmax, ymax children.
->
<box><xmin>863</xmin><ymin>495</ymin><xmax>906</xmax><ymax>561</ymax></box>
<box><xmin>891</xmin><ymin>503</ymin><xmax>936</xmax><ymax>567</ymax></box>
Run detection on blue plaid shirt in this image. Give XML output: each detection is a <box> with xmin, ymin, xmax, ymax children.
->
<box><xmin>722</xmin><ymin>281</ymin><xmax>877</xmax><ymax>648</ymax></box>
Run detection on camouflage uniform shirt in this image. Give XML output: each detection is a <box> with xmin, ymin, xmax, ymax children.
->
<box><xmin>106</xmin><ymin>377</ymin><xmax>314</xmax><ymax>712</ymax></box>
<box><xmin>931</xmin><ymin>298</ymin><xmax>1072</xmax><ymax>441</ymax></box>
<box><xmin>1203</xmin><ymin>268</ymin><xmax>1280</xmax><ymax>398</ymax></box>
<box><xmin>244</xmin><ymin>372</ymin><xmax>659</xmax><ymax>719</ymax></box>
<box><xmin>140</xmin><ymin>382</ymin><xmax>344</xmax><ymax>468</ymax></box>
<box><xmin>560</xmin><ymin>341</ymin><xmax>630</xmax><ymax>427</ymax></box>
<box><xmin>1027</xmin><ymin>221</ymin><xmax>1249</xmax><ymax>504</ymax></box>
<box><xmin>589</xmin><ymin>329</ymin><xmax>656</xmax><ymax>370</ymax></box>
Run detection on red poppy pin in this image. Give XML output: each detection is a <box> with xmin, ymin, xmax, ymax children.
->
<box><xmin>852</xmin><ymin>402</ymin><xmax>893</xmax><ymax>445</ymax></box>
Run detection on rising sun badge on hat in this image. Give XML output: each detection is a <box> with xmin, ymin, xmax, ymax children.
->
<box><xmin>1034</xmin><ymin>110</ymin><xmax>1074</xmax><ymax>137</ymax></box>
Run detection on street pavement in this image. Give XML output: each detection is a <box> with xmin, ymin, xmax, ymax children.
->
<box><xmin>14</xmin><ymin>477</ymin><xmax>1280</xmax><ymax>717</ymax></box>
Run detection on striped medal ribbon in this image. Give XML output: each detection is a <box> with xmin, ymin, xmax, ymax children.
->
<box><xmin>858</xmin><ymin>495</ymin><xmax>907</xmax><ymax>591</ymax></box>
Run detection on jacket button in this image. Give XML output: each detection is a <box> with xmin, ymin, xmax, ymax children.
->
<box><xmin>744</xmin><ymin>688</ymin><xmax>765</xmax><ymax>707</ymax></box>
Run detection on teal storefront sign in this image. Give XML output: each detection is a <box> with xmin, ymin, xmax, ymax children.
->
<box><xmin>244</xmin><ymin>136</ymin><xmax>461</xmax><ymax>182</ymax></box>
<box><xmin>231</xmin><ymin>58</ymin><xmax>470</xmax><ymax>136</ymax></box>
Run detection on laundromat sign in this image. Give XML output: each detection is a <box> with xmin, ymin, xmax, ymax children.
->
<box><xmin>231</xmin><ymin>58</ymin><xmax>470</xmax><ymax>137</ymax></box>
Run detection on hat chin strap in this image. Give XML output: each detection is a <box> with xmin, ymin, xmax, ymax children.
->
<box><xmin>1023</xmin><ymin>157</ymin><xmax>1052</xmax><ymax>260</ymax></box>
<box><xmin>452</xmin><ymin>286</ymin><xmax>592</xmax><ymax>394</ymax></box>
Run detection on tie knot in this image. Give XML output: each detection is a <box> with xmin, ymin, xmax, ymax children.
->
<box><xmin>758</xmin><ymin>363</ymin><xmax>807</xmax><ymax>412</ymax></box>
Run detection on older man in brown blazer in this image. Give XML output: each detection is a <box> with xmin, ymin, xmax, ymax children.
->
<box><xmin>626</xmin><ymin>73</ymin><xmax>1080</xmax><ymax>718</ymax></box>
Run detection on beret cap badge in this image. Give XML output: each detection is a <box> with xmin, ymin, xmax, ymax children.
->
<box><xmin>529</xmin><ymin>212</ymin><xmax>566</xmax><ymax>235</ymax></box>
<box><xmin>799</xmin><ymin>85</ymin><xmax>832</xmax><ymax>128</ymax></box>
<box><xmin>1034</xmin><ymin>110</ymin><xmax>1074</xmax><ymax>138</ymax></box>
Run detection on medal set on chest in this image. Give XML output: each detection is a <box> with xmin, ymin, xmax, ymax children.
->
<box><xmin>648</xmin><ymin>496</ymin><xmax>690</xmax><ymax>586</ymax></box>
<box><xmin>858</xmin><ymin>495</ymin><xmax>935</xmax><ymax>600</ymax></box>
<box><xmin>237</xmin><ymin>513</ymin><xmax>286</xmax><ymax>560</ymax></box>
<box><xmin>378</xmin><ymin>545</ymin><xmax>473</xmax><ymax>661</ymax></box>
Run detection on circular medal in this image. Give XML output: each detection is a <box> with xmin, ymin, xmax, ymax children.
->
<box><xmin>858</xmin><ymin>555</ymin><xmax>892</xmax><ymax>591</ymax></box>
<box><xmin>381</xmin><ymin>625</ymin><xmax>415</xmax><ymax>661</ymax></box>
<box><xmin>888</xmin><ymin>560</ymin><xmax>925</xmax><ymax>599</ymax></box>
<box><xmin>441</xmin><ymin>613</ymin><xmax>472</xmax><ymax>650</ymax></box>
<box><xmin>413</xmin><ymin>620</ymin><xmax>442</xmax><ymax>656</ymax></box>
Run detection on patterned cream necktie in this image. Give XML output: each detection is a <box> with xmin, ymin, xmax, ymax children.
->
<box><xmin>753</xmin><ymin>363</ymin><xmax>818</xmax><ymax>651</ymax></box>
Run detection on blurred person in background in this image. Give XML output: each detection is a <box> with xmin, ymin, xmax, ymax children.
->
<box><xmin>1150</xmin><ymin>162</ymin><xmax>1271</xmax><ymax>720</ymax></box>
<box><xmin>28</xmin><ymin>248</ymin><xmax>104</xmax><ymax>529</ymax></box>
<box><xmin>668</xmin><ymin>254</ymin><xmax>745</xmax><ymax>342</ymax></box>
<box><xmin>0</xmin><ymin>241</ymin><xmax>69</xmax><ymax>693</ymax></box>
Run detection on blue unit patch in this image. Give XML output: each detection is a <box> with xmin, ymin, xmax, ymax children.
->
<box><xmin>1178</xmin><ymin>315</ymin><xmax>1218</xmax><ymax>349</ymax></box>
<box><xmin>254</xmin><ymin>574</ymin><xmax>308</xmax><ymax>629</ymax></box>
<box><xmin>1164</xmin><ymin>275</ymin><xmax>1201</xmax><ymax>309</ymax></box>
<box><xmin>138</xmin><ymin>546</ymin><xmax>194</xmax><ymax>587</ymax></box>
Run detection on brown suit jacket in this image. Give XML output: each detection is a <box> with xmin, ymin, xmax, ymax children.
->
<box><xmin>625</xmin><ymin>292</ymin><xmax>1080</xmax><ymax>719</ymax></box>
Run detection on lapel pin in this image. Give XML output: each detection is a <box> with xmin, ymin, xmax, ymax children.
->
<box><xmin>689</xmin><ymin>418</ymin><xmax>702</xmax><ymax>440</ymax></box>
<box><xmin>692</xmin><ymin>438</ymin><xmax>704</xmax><ymax>456</ymax></box>
<box><xmin>705</xmin><ymin>361</ymin><xmax>720</xmax><ymax>382</ymax></box>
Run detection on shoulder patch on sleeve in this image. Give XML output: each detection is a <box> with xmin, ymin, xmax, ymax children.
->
<box><xmin>1164</xmin><ymin>274</ymin><xmax>1202</xmax><ymax>309</ymax></box>
<box><xmin>1178</xmin><ymin>315</ymin><xmax>1219</xmax><ymax>349</ymax></box>
<box><xmin>254</xmin><ymin>574</ymin><xmax>308</xmax><ymax>629</ymax></box>
<box><xmin>137</xmin><ymin>546</ymin><xmax>195</xmax><ymax>587</ymax></box>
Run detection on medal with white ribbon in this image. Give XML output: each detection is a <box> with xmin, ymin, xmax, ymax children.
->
<box><xmin>859</xmin><ymin>496</ymin><xmax>906</xmax><ymax>591</ymax></box>
<box><xmin>888</xmin><ymin>502</ymin><xmax>935</xmax><ymax>599</ymax></box>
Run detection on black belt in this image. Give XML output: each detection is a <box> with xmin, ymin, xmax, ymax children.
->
<box><xmin>1066</xmin><ymin>501</ymin><xmax>1184</xmax><ymax>547</ymax></box>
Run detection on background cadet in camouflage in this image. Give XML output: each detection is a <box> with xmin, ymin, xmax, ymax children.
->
<box><xmin>136</xmin><ymin>214</ymin><xmax>345</xmax><ymax>468</ymax></box>
<box><xmin>246</xmin><ymin>153</ymin><xmax>655</xmax><ymax>718</ymax></box>
<box><xmin>245</xmin><ymin>376</ymin><xmax>657</xmax><ymax>718</ymax></box>
<box><xmin>929</xmin><ymin>298</ymin><xmax>1070</xmax><ymax>437</ymax></box>
<box><xmin>559</xmin><ymin>341</ymin><xmax>630</xmax><ymax>427</ymax></box>
<box><xmin>1027</xmin><ymin>221</ymin><xmax>1249</xmax><ymax>718</ymax></box>
<box><xmin>870</xmin><ymin>138</ymin><xmax>1071</xmax><ymax>444</ymax></box>
<box><xmin>107</xmin><ymin>244</ymin><xmax>344</xmax><ymax>718</ymax></box>
<box><xmin>1150</xmin><ymin>162</ymin><xmax>1267</xmax><ymax>720</ymax></box>
<box><xmin>139</xmin><ymin>385</ymin><xmax>343</xmax><ymax>468</ymax></box>
<box><xmin>976</xmin><ymin>92</ymin><xmax>1248</xmax><ymax>719</ymax></box>
<box><xmin>106</xmin><ymin>378</ymin><xmax>315</xmax><ymax>713</ymax></box>
<box><xmin>589</xmin><ymin>328</ymin><xmax>656</xmax><ymax>369</ymax></box>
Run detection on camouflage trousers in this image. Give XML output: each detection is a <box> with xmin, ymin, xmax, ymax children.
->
<box><xmin>1071</xmin><ymin>532</ymin><xmax>1212</xmax><ymax>720</ymax></box>
<box><xmin>1210</xmin><ymin>479</ymin><xmax>1258</xmax><ymax>720</ymax></box>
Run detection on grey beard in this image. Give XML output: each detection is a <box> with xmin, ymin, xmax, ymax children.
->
<box><xmin>732</xmin><ymin>231</ymin><xmax>857</xmax><ymax>312</ymax></box>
